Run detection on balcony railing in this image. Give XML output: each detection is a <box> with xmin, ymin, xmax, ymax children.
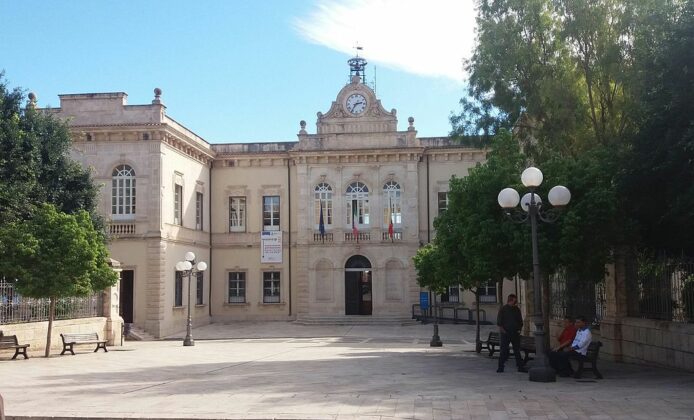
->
<box><xmin>344</xmin><ymin>232</ymin><xmax>371</xmax><ymax>242</ymax></box>
<box><xmin>381</xmin><ymin>231</ymin><xmax>403</xmax><ymax>241</ymax></box>
<box><xmin>313</xmin><ymin>233</ymin><xmax>334</xmax><ymax>242</ymax></box>
<box><xmin>109</xmin><ymin>223</ymin><xmax>136</xmax><ymax>236</ymax></box>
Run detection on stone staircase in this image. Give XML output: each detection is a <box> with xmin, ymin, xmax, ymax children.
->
<box><xmin>294</xmin><ymin>315</ymin><xmax>416</xmax><ymax>326</ymax></box>
<box><xmin>124</xmin><ymin>324</ymin><xmax>157</xmax><ymax>341</ymax></box>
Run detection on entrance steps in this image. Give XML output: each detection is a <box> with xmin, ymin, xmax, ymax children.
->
<box><xmin>125</xmin><ymin>325</ymin><xmax>156</xmax><ymax>341</ymax></box>
<box><xmin>294</xmin><ymin>315</ymin><xmax>416</xmax><ymax>326</ymax></box>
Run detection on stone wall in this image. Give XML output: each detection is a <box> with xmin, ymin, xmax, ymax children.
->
<box><xmin>601</xmin><ymin>317</ymin><xmax>694</xmax><ymax>372</ymax></box>
<box><xmin>0</xmin><ymin>317</ymin><xmax>112</xmax><ymax>357</ymax></box>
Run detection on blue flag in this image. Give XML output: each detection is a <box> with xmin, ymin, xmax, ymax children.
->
<box><xmin>318</xmin><ymin>199</ymin><xmax>326</xmax><ymax>240</ymax></box>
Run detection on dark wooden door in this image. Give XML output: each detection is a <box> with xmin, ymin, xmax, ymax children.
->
<box><xmin>119</xmin><ymin>270</ymin><xmax>134</xmax><ymax>323</ymax></box>
<box><xmin>345</xmin><ymin>272</ymin><xmax>360</xmax><ymax>315</ymax></box>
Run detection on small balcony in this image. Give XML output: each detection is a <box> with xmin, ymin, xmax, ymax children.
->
<box><xmin>312</xmin><ymin>232</ymin><xmax>334</xmax><ymax>242</ymax></box>
<box><xmin>108</xmin><ymin>222</ymin><xmax>137</xmax><ymax>237</ymax></box>
<box><xmin>344</xmin><ymin>232</ymin><xmax>371</xmax><ymax>242</ymax></box>
<box><xmin>381</xmin><ymin>231</ymin><xmax>403</xmax><ymax>241</ymax></box>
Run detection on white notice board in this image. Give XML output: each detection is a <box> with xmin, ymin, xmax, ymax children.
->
<box><xmin>261</xmin><ymin>231</ymin><xmax>282</xmax><ymax>263</ymax></box>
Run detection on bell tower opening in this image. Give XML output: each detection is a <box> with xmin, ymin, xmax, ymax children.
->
<box><xmin>347</xmin><ymin>45</ymin><xmax>367</xmax><ymax>84</ymax></box>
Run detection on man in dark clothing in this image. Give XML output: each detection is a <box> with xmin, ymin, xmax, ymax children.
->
<box><xmin>496</xmin><ymin>294</ymin><xmax>526</xmax><ymax>372</ymax></box>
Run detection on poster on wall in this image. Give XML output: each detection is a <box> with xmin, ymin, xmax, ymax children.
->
<box><xmin>261</xmin><ymin>231</ymin><xmax>282</xmax><ymax>263</ymax></box>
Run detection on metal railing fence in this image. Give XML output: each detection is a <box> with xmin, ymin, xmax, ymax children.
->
<box><xmin>0</xmin><ymin>279</ymin><xmax>103</xmax><ymax>325</ymax></box>
<box><xmin>550</xmin><ymin>269</ymin><xmax>606</xmax><ymax>327</ymax></box>
<box><xmin>626</xmin><ymin>255</ymin><xmax>694</xmax><ymax>323</ymax></box>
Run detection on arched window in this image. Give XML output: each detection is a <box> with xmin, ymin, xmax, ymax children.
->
<box><xmin>346</xmin><ymin>182</ymin><xmax>369</xmax><ymax>226</ymax></box>
<box><xmin>111</xmin><ymin>165</ymin><xmax>136</xmax><ymax>220</ymax></box>
<box><xmin>383</xmin><ymin>181</ymin><xmax>402</xmax><ymax>226</ymax></box>
<box><xmin>314</xmin><ymin>183</ymin><xmax>333</xmax><ymax>227</ymax></box>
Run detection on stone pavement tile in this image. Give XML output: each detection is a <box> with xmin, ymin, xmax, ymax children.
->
<box><xmin>489</xmin><ymin>410</ymin><xmax>511</xmax><ymax>420</ymax></box>
<box><xmin>393</xmin><ymin>399</ymin><xmax>415</xmax><ymax>419</ymax></box>
<box><xmin>376</xmin><ymin>398</ymin><xmax>399</xmax><ymax>417</ymax></box>
<box><xmin>433</xmin><ymin>407</ymin><xmax>454</xmax><ymax>420</ymax></box>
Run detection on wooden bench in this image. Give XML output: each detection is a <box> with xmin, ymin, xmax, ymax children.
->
<box><xmin>60</xmin><ymin>332</ymin><xmax>107</xmax><ymax>355</ymax></box>
<box><xmin>479</xmin><ymin>331</ymin><xmax>536</xmax><ymax>362</ymax></box>
<box><xmin>572</xmin><ymin>341</ymin><xmax>603</xmax><ymax>379</ymax></box>
<box><xmin>0</xmin><ymin>333</ymin><xmax>30</xmax><ymax>359</ymax></box>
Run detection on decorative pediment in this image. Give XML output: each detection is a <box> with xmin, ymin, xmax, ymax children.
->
<box><xmin>316</xmin><ymin>76</ymin><xmax>397</xmax><ymax>135</ymax></box>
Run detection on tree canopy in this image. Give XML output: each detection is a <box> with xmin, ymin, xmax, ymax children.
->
<box><xmin>447</xmin><ymin>0</ymin><xmax>693</xmax><ymax>268</ymax></box>
<box><xmin>0</xmin><ymin>74</ymin><xmax>100</xmax><ymax>227</ymax></box>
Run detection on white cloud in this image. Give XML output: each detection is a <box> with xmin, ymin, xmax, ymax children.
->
<box><xmin>293</xmin><ymin>0</ymin><xmax>477</xmax><ymax>83</ymax></box>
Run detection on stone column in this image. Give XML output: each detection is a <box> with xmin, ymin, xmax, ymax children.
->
<box><xmin>104</xmin><ymin>258</ymin><xmax>124</xmax><ymax>346</ymax></box>
<box><xmin>600</xmin><ymin>248</ymin><xmax>629</xmax><ymax>362</ymax></box>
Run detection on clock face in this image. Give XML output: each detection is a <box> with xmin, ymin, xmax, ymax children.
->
<box><xmin>346</xmin><ymin>93</ymin><xmax>367</xmax><ymax>115</ymax></box>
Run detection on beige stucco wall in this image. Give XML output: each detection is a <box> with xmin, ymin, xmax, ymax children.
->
<box><xmin>0</xmin><ymin>317</ymin><xmax>110</xmax><ymax>358</ymax></box>
<box><xmin>211</xmin><ymin>159</ymin><xmax>293</xmax><ymax>321</ymax></box>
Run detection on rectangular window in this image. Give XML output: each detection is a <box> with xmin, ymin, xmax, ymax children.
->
<box><xmin>479</xmin><ymin>280</ymin><xmax>497</xmax><ymax>304</ymax></box>
<box><xmin>263</xmin><ymin>271</ymin><xmax>281</xmax><ymax>303</ymax></box>
<box><xmin>228</xmin><ymin>272</ymin><xmax>246</xmax><ymax>303</ymax></box>
<box><xmin>229</xmin><ymin>197</ymin><xmax>246</xmax><ymax>232</ymax></box>
<box><xmin>347</xmin><ymin>199</ymin><xmax>370</xmax><ymax>225</ymax></box>
<box><xmin>174</xmin><ymin>271</ymin><xmax>183</xmax><ymax>307</ymax></box>
<box><xmin>174</xmin><ymin>184</ymin><xmax>183</xmax><ymax>225</ymax></box>
<box><xmin>195</xmin><ymin>192</ymin><xmax>203</xmax><ymax>230</ymax></box>
<box><xmin>196</xmin><ymin>271</ymin><xmax>204</xmax><ymax>305</ymax></box>
<box><xmin>438</xmin><ymin>192</ymin><xmax>449</xmax><ymax>215</ymax></box>
<box><xmin>263</xmin><ymin>196</ymin><xmax>280</xmax><ymax>231</ymax></box>
<box><xmin>314</xmin><ymin>198</ymin><xmax>333</xmax><ymax>226</ymax></box>
<box><xmin>446</xmin><ymin>285</ymin><xmax>460</xmax><ymax>303</ymax></box>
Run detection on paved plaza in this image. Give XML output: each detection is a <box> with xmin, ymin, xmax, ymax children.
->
<box><xmin>1</xmin><ymin>322</ymin><xmax>693</xmax><ymax>419</ymax></box>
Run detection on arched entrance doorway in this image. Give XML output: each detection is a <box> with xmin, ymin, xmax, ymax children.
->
<box><xmin>345</xmin><ymin>255</ymin><xmax>372</xmax><ymax>315</ymax></box>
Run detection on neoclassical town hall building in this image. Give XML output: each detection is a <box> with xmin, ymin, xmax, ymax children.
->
<box><xmin>42</xmin><ymin>61</ymin><xmax>498</xmax><ymax>338</ymax></box>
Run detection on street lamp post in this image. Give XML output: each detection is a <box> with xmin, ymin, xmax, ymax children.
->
<box><xmin>175</xmin><ymin>251</ymin><xmax>207</xmax><ymax>347</ymax></box>
<box><xmin>497</xmin><ymin>167</ymin><xmax>571</xmax><ymax>382</ymax></box>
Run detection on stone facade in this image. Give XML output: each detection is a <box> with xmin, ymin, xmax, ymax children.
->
<box><xmin>41</xmin><ymin>71</ymin><xmax>502</xmax><ymax>338</ymax></box>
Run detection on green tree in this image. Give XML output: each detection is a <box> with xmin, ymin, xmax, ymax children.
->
<box><xmin>412</xmin><ymin>243</ymin><xmax>450</xmax><ymax>295</ymax></box>
<box><xmin>431</xmin><ymin>131</ymin><xmax>535</xmax><ymax>348</ymax></box>
<box><xmin>0</xmin><ymin>204</ymin><xmax>118</xmax><ymax>357</ymax></box>
<box><xmin>620</xmin><ymin>0</ymin><xmax>694</xmax><ymax>255</ymax></box>
<box><xmin>0</xmin><ymin>74</ymin><xmax>100</xmax><ymax>227</ymax></box>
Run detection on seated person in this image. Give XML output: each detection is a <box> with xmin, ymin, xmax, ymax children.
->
<box><xmin>548</xmin><ymin>315</ymin><xmax>592</xmax><ymax>377</ymax></box>
<box><xmin>553</xmin><ymin>315</ymin><xmax>577</xmax><ymax>351</ymax></box>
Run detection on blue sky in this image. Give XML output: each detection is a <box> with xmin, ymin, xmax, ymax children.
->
<box><xmin>0</xmin><ymin>1</ymin><xmax>476</xmax><ymax>143</ymax></box>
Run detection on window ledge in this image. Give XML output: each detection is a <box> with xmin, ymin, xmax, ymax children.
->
<box><xmin>259</xmin><ymin>301</ymin><xmax>286</xmax><ymax>306</ymax></box>
<box><xmin>195</xmin><ymin>304</ymin><xmax>207</xmax><ymax>308</ymax></box>
<box><xmin>224</xmin><ymin>302</ymin><xmax>250</xmax><ymax>307</ymax></box>
<box><xmin>173</xmin><ymin>306</ymin><xmax>185</xmax><ymax>310</ymax></box>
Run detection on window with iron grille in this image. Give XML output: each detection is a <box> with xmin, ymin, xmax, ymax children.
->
<box><xmin>174</xmin><ymin>271</ymin><xmax>183</xmax><ymax>307</ymax></box>
<box><xmin>441</xmin><ymin>285</ymin><xmax>460</xmax><ymax>303</ymax></box>
<box><xmin>196</xmin><ymin>271</ymin><xmax>204</xmax><ymax>305</ymax></box>
<box><xmin>479</xmin><ymin>280</ymin><xmax>497</xmax><ymax>303</ymax></box>
<box><xmin>263</xmin><ymin>271</ymin><xmax>281</xmax><ymax>303</ymax></box>
<box><xmin>228</xmin><ymin>272</ymin><xmax>246</xmax><ymax>303</ymax></box>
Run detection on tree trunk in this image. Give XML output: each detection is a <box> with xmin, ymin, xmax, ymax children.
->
<box><xmin>45</xmin><ymin>296</ymin><xmax>56</xmax><ymax>358</ymax></box>
<box><xmin>475</xmin><ymin>290</ymin><xmax>482</xmax><ymax>353</ymax></box>
<box><xmin>542</xmin><ymin>273</ymin><xmax>551</xmax><ymax>350</ymax></box>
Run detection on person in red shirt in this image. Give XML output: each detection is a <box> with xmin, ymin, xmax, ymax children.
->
<box><xmin>553</xmin><ymin>315</ymin><xmax>577</xmax><ymax>351</ymax></box>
